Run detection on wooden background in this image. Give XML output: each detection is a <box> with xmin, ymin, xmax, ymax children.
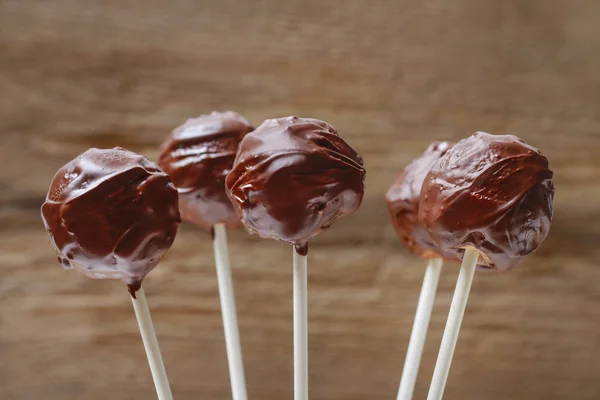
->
<box><xmin>1</xmin><ymin>1</ymin><xmax>600</xmax><ymax>399</ymax></box>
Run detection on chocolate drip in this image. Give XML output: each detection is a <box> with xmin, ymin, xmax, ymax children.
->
<box><xmin>127</xmin><ymin>280</ymin><xmax>142</xmax><ymax>299</ymax></box>
<box><xmin>294</xmin><ymin>243</ymin><xmax>309</xmax><ymax>256</ymax></box>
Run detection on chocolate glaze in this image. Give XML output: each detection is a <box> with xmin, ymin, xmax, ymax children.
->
<box><xmin>295</xmin><ymin>243</ymin><xmax>308</xmax><ymax>256</ymax></box>
<box><xmin>225</xmin><ymin>116</ymin><xmax>365</xmax><ymax>250</ymax></box>
<box><xmin>159</xmin><ymin>111</ymin><xmax>254</xmax><ymax>230</ymax></box>
<box><xmin>386</xmin><ymin>142</ymin><xmax>459</xmax><ymax>261</ymax></box>
<box><xmin>419</xmin><ymin>132</ymin><xmax>554</xmax><ymax>271</ymax></box>
<box><xmin>41</xmin><ymin>147</ymin><xmax>181</xmax><ymax>292</ymax></box>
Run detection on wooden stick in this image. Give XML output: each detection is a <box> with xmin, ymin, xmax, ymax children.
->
<box><xmin>212</xmin><ymin>223</ymin><xmax>248</xmax><ymax>400</ymax></box>
<box><xmin>426</xmin><ymin>247</ymin><xmax>479</xmax><ymax>400</ymax></box>
<box><xmin>293</xmin><ymin>248</ymin><xmax>309</xmax><ymax>400</ymax></box>
<box><xmin>396</xmin><ymin>257</ymin><xmax>443</xmax><ymax>400</ymax></box>
<box><xmin>130</xmin><ymin>287</ymin><xmax>174</xmax><ymax>400</ymax></box>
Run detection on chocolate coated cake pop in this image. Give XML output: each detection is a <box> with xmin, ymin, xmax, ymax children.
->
<box><xmin>225</xmin><ymin>116</ymin><xmax>365</xmax><ymax>254</ymax></box>
<box><xmin>41</xmin><ymin>147</ymin><xmax>181</xmax><ymax>294</ymax></box>
<box><xmin>386</xmin><ymin>142</ymin><xmax>459</xmax><ymax>261</ymax></box>
<box><xmin>159</xmin><ymin>111</ymin><xmax>254</xmax><ymax>230</ymax></box>
<box><xmin>419</xmin><ymin>132</ymin><xmax>554</xmax><ymax>271</ymax></box>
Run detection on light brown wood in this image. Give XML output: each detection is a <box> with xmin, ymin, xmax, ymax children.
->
<box><xmin>1</xmin><ymin>0</ymin><xmax>600</xmax><ymax>399</ymax></box>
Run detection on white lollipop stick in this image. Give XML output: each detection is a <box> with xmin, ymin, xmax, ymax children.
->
<box><xmin>130</xmin><ymin>287</ymin><xmax>174</xmax><ymax>400</ymax></box>
<box><xmin>397</xmin><ymin>257</ymin><xmax>443</xmax><ymax>400</ymax></box>
<box><xmin>293</xmin><ymin>247</ymin><xmax>309</xmax><ymax>400</ymax></box>
<box><xmin>426</xmin><ymin>247</ymin><xmax>479</xmax><ymax>400</ymax></box>
<box><xmin>212</xmin><ymin>223</ymin><xmax>248</xmax><ymax>400</ymax></box>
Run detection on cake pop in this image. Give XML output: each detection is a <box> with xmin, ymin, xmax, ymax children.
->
<box><xmin>158</xmin><ymin>111</ymin><xmax>253</xmax><ymax>230</ymax></box>
<box><xmin>159</xmin><ymin>112</ymin><xmax>254</xmax><ymax>400</ymax></box>
<box><xmin>226</xmin><ymin>116</ymin><xmax>365</xmax><ymax>400</ymax></box>
<box><xmin>42</xmin><ymin>147</ymin><xmax>180</xmax><ymax>294</ymax></box>
<box><xmin>41</xmin><ymin>147</ymin><xmax>180</xmax><ymax>400</ymax></box>
<box><xmin>420</xmin><ymin>132</ymin><xmax>554</xmax><ymax>400</ymax></box>
<box><xmin>386</xmin><ymin>141</ymin><xmax>458</xmax><ymax>261</ymax></box>
<box><xmin>226</xmin><ymin>116</ymin><xmax>365</xmax><ymax>254</ymax></box>
<box><xmin>420</xmin><ymin>132</ymin><xmax>554</xmax><ymax>271</ymax></box>
<box><xmin>385</xmin><ymin>141</ymin><xmax>457</xmax><ymax>400</ymax></box>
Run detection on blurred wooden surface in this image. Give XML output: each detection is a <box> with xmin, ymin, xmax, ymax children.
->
<box><xmin>1</xmin><ymin>0</ymin><xmax>600</xmax><ymax>399</ymax></box>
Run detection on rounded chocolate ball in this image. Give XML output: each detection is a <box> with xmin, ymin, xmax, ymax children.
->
<box><xmin>41</xmin><ymin>147</ymin><xmax>181</xmax><ymax>292</ymax></box>
<box><xmin>386</xmin><ymin>142</ymin><xmax>459</xmax><ymax>261</ymax></box>
<box><xmin>419</xmin><ymin>132</ymin><xmax>554</xmax><ymax>271</ymax></box>
<box><xmin>159</xmin><ymin>111</ymin><xmax>254</xmax><ymax>230</ymax></box>
<box><xmin>225</xmin><ymin>116</ymin><xmax>365</xmax><ymax>251</ymax></box>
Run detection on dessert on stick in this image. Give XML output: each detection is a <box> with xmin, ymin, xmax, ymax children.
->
<box><xmin>159</xmin><ymin>111</ymin><xmax>254</xmax><ymax>230</ymax></box>
<box><xmin>41</xmin><ymin>147</ymin><xmax>180</xmax><ymax>400</ymax></box>
<box><xmin>419</xmin><ymin>132</ymin><xmax>554</xmax><ymax>400</ymax></box>
<box><xmin>159</xmin><ymin>111</ymin><xmax>254</xmax><ymax>400</ymax></box>
<box><xmin>226</xmin><ymin>116</ymin><xmax>366</xmax><ymax>400</ymax></box>
<box><xmin>385</xmin><ymin>141</ymin><xmax>457</xmax><ymax>400</ymax></box>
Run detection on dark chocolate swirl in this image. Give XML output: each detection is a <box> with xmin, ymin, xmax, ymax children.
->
<box><xmin>386</xmin><ymin>142</ymin><xmax>459</xmax><ymax>261</ymax></box>
<box><xmin>159</xmin><ymin>111</ymin><xmax>254</xmax><ymax>230</ymax></box>
<box><xmin>225</xmin><ymin>116</ymin><xmax>365</xmax><ymax>251</ymax></box>
<box><xmin>41</xmin><ymin>147</ymin><xmax>181</xmax><ymax>293</ymax></box>
<box><xmin>419</xmin><ymin>132</ymin><xmax>554</xmax><ymax>271</ymax></box>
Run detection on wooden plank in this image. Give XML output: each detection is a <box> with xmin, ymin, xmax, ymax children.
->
<box><xmin>1</xmin><ymin>0</ymin><xmax>600</xmax><ymax>399</ymax></box>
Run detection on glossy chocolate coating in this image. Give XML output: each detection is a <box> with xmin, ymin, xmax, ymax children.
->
<box><xmin>386</xmin><ymin>142</ymin><xmax>459</xmax><ymax>261</ymax></box>
<box><xmin>225</xmin><ymin>116</ymin><xmax>365</xmax><ymax>251</ymax></box>
<box><xmin>419</xmin><ymin>132</ymin><xmax>554</xmax><ymax>271</ymax></box>
<box><xmin>159</xmin><ymin>111</ymin><xmax>254</xmax><ymax>230</ymax></box>
<box><xmin>41</xmin><ymin>147</ymin><xmax>181</xmax><ymax>293</ymax></box>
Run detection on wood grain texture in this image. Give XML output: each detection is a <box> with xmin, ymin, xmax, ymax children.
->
<box><xmin>1</xmin><ymin>0</ymin><xmax>600</xmax><ymax>399</ymax></box>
